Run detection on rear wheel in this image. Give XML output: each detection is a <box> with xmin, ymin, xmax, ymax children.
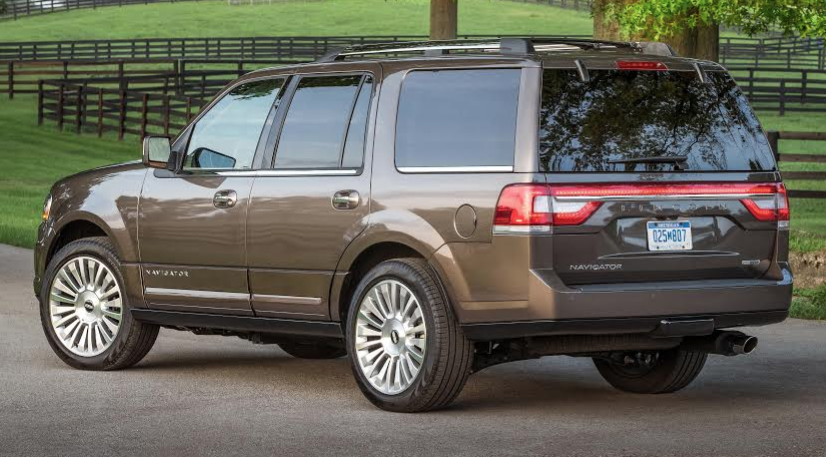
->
<box><xmin>593</xmin><ymin>348</ymin><xmax>707</xmax><ymax>394</ymax></box>
<box><xmin>346</xmin><ymin>258</ymin><xmax>473</xmax><ymax>413</ymax></box>
<box><xmin>278</xmin><ymin>341</ymin><xmax>346</xmax><ymax>359</ymax></box>
<box><xmin>39</xmin><ymin>237</ymin><xmax>159</xmax><ymax>371</ymax></box>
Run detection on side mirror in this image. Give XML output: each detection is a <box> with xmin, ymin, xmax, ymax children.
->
<box><xmin>142</xmin><ymin>136</ymin><xmax>172</xmax><ymax>169</ymax></box>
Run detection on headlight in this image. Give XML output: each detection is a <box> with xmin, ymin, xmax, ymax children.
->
<box><xmin>42</xmin><ymin>195</ymin><xmax>52</xmax><ymax>222</ymax></box>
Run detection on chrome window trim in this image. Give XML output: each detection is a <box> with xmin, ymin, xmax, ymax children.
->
<box><xmin>251</xmin><ymin>294</ymin><xmax>323</xmax><ymax>306</ymax></box>
<box><xmin>212</xmin><ymin>169</ymin><xmax>360</xmax><ymax>177</ymax></box>
<box><xmin>397</xmin><ymin>166</ymin><xmax>514</xmax><ymax>174</ymax></box>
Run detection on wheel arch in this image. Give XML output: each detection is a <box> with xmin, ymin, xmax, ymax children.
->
<box><xmin>45</xmin><ymin>215</ymin><xmax>116</xmax><ymax>269</ymax></box>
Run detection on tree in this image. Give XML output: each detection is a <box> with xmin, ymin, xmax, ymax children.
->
<box><xmin>431</xmin><ymin>0</ymin><xmax>458</xmax><ymax>40</ymax></box>
<box><xmin>593</xmin><ymin>0</ymin><xmax>826</xmax><ymax>61</ymax></box>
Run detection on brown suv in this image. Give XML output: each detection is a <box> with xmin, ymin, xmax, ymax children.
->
<box><xmin>34</xmin><ymin>38</ymin><xmax>792</xmax><ymax>412</ymax></box>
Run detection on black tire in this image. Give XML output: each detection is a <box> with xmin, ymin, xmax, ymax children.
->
<box><xmin>39</xmin><ymin>237</ymin><xmax>159</xmax><ymax>371</ymax></box>
<box><xmin>278</xmin><ymin>341</ymin><xmax>347</xmax><ymax>359</ymax></box>
<box><xmin>593</xmin><ymin>348</ymin><xmax>707</xmax><ymax>394</ymax></box>
<box><xmin>346</xmin><ymin>258</ymin><xmax>473</xmax><ymax>413</ymax></box>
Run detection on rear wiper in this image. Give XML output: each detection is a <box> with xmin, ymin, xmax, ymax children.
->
<box><xmin>609</xmin><ymin>156</ymin><xmax>689</xmax><ymax>170</ymax></box>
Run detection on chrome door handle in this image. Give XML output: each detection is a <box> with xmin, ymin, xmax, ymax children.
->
<box><xmin>213</xmin><ymin>190</ymin><xmax>237</xmax><ymax>208</ymax></box>
<box><xmin>332</xmin><ymin>190</ymin><xmax>360</xmax><ymax>210</ymax></box>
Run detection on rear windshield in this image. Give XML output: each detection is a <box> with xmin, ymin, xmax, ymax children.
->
<box><xmin>539</xmin><ymin>69</ymin><xmax>776</xmax><ymax>172</ymax></box>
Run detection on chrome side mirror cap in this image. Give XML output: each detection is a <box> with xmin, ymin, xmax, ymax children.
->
<box><xmin>142</xmin><ymin>136</ymin><xmax>172</xmax><ymax>169</ymax></box>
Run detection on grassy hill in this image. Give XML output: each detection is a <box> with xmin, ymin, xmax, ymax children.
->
<box><xmin>0</xmin><ymin>0</ymin><xmax>593</xmax><ymax>41</ymax></box>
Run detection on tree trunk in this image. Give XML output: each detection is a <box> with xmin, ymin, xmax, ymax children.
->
<box><xmin>430</xmin><ymin>0</ymin><xmax>458</xmax><ymax>40</ymax></box>
<box><xmin>592</xmin><ymin>0</ymin><xmax>719</xmax><ymax>61</ymax></box>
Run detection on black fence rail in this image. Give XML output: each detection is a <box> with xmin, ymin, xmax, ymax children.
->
<box><xmin>35</xmin><ymin>59</ymin><xmax>290</xmax><ymax>138</ymax></box>
<box><xmin>732</xmin><ymin>68</ymin><xmax>826</xmax><ymax>115</ymax></box>
<box><xmin>38</xmin><ymin>79</ymin><xmax>203</xmax><ymax>139</ymax></box>
<box><xmin>0</xmin><ymin>0</ymin><xmax>204</xmax><ymax>20</ymax></box>
<box><xmin>0</xmin><ymin>57</ymin><xmax>293</xmax><ymax>98</ymax></box>
<box><xmin>766</xmin><ymin>131</ymin><xmax>826</xmax><ymax>200</ymax></box>
<box><xmin>504</xmin><ymin>0</ymin><xmax>592</xmax><ymax>11</ymax></box>
<box><xmin>0</xmin><ymin>58</ymin><xmax>180</xmax><ymax>97</ymax></box>
<box><xmin>0</xmin><ymin>35</ymin><xmax>591</xmax><ymax>61</ymax></box>
<box><xmin>3</xmin><ymin>34</ymin><xmax>824</xmax><ymax>70</ymax></box>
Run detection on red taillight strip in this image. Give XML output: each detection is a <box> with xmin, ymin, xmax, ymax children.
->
<box><xmin>493</xmin><ymin>183</ymin><xmax>789</xmax><ymax>233</ymax></box>
<box><xmin>551</xmin><ymin>183</ymin><xmax>778</xmax><ymax>200</ymax></box>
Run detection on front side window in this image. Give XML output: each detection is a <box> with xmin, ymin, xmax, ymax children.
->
<box><xmin>395</xmin><ymin>69</ymin><xmax>521</xmax><ymax>169</ymax></box>
<box><xmin>184</xmin><ymin>78</ymin><xmax>284</xmax><ymax>171</ymax></box>
<box><xmin>274</xmin><ymin>74</ymin><xmax>371</xmax><ymax>169</ymax></box>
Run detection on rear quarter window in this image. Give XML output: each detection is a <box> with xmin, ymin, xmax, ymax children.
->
<box><xmin>395</xmin><ymin>69</ymin><xmax>521</xmax><ymax>170</ymax></box>
<box><xmin>539</xmin><ymin>69</ymin><xmax>776</xmax><ymax>172</ymax></box>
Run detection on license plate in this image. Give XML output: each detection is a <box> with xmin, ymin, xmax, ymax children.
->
<box><xmin>647</xmin><ymin>221</ymin><xmax>693</xmax><ymax>251</ymax></box>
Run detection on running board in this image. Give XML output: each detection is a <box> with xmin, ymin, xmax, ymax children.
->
<box><xmin>130</xmin><ymin>309</ymin><xmax>343</xmax><ymax>339</ymax></box>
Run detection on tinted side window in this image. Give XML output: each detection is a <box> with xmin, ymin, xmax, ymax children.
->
<box><xmin>395</xmin><ymin>69</ymin><xmax>521</xmax><ymax>169</ymax></box>
<box><xmin>185</xmin><ymin>78</ymin><xmax>283</xmax><ymax>170</ymax></box>
<box><xmin>274</xmin><ymin>75</ymin><xmax>363</xmax><ymax>169</ymax></box>
<box><xmin>341</xmin><ymin>77</ymin><xmax>373</xmax><ymax>168</ymax></box>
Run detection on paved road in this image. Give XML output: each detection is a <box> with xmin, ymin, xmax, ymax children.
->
<box><xmin>2</xmin><ymin>244</ymin><xmax>825</xmax><ymax>456</ymax></box>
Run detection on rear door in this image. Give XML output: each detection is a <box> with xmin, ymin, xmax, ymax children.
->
<box><xmin>537</xmin><ymin>65</ymin><xmax>786</xmax><ymax>285</ymax></box>
<box><xmin>246</xmin><ymin>68</ymin><xmax>378</xmax><ymax>319</ymax></box>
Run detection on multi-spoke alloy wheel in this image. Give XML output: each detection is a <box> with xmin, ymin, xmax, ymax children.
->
<box><xmin>49</xmin><ymin>255</ymin><xmax>123</xmax><ymax>357</ymax></box>
<box><xmin>354</xmin><ymin>279</ymin><xmax>427</xmax><ymax>395</ymax></box>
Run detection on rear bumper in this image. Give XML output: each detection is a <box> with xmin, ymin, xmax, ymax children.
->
<box><xmin>454</xmin><ymin>263</ymin><xmax>793</xmax><ymax>338</ymax></box>
<box><xmin>461</xmin><ymin>310</ymin><xmax>788</xmax><ymax>341</ymax></box>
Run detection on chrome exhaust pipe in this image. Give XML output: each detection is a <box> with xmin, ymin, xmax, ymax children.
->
<box><xmin>683</xmin><ymin>331</ymin><xmax>758</xmax><ymax>356</ymax></box>
<box><xmin>729</xmin><ymin>334</ymin><xmax>758</xmax><ymax>355</ymax></box>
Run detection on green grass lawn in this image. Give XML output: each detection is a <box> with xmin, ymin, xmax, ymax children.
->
<box><xmin>0</xmin><ymin>95</ymin><xmax>137</xmax><ymax>248</ymax></box>
<box><xmin>791</xmin><ymin>284</ymin><xmax>826</xmax><ymax>320</ymax></box>
<box><xmin>0</xmin><ymin>0</ymin><xmax>593</xmax><ymax>41</ymax></box>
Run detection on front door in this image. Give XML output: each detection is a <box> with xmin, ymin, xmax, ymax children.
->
<box><xmin>138</xmin><ymin>76</ymin><xmax>287</xmax><ymax>315</ymax></box>
<box><xmin>246</xmin><ymin>70</ymin><xmax>377</xmax><ymax>319</ymax></box>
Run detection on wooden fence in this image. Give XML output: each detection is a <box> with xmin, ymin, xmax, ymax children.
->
<box><xmin>0</xmin><ymin>35</ymin><xmax>591</xmax><ymax>61</ymax></box>
<box><xmin>733</xmin><ymin>68</ymin><xmax>826</xmax><ymax>115</ymax></box>
<box><xmin>38</xmin><ymin>79</ymin><xmax>203</xmax><ymax>139</ymax></box>
<box><xmin>0</xmin><ymin>58</ymin><xmax>178</xmax><ymax>98</ymax></box>
<box><xmin>767</xmin><ymin>131</ymin><xmax>826</xmax><ymax>199</ymax></box>
<box><xmin>3</xmin><ymin>35</ymin><xmax>823</xmax><ymax>68</ymax></box>
<box><xmin>0</xmin><ymin>0</ymin><xmax>204</xmax><ymax>20</ymax></box>
<box><xmin>1</xmin><ymin>57</ymin><xmax>293</xmax><ymax>98</ymax></box>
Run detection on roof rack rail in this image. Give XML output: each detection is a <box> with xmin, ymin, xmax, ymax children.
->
<box><xmin>315</xmin><ymin>37</ymin><xmax>670</xmax><ymax>63</ymax></box>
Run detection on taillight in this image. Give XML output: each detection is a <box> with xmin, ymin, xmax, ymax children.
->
<box><xmin>493</xmin><ymin>184</ymin><xmax>603</xmax><ymax>233</ymax></box>
<box><xmin>493</xmin><ymin>182</ymin><xmax>790</xmax><ymax>234</ymax></box>
<box><xmin>616</xmin><ymin>60</ymin><xmax>669</xmax><ymax>71</ymax></box>
<box><xmin>494</xmin><ymin>184</ymin><xmax>552</xmax><ymax>232</ymax></box>
<box><xmin>741</xmin><ymin>183</ymin><xmax>790</xmax><ymax>225</ymax></box>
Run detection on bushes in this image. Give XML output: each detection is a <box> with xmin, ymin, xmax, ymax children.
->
<box><xmin>0</xmin><ymin>0</ymin><xmax>7</xmax><ymax>16</ymax></box>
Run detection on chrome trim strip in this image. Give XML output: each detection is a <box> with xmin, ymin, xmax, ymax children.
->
<box><xmin>214</xmin><ymin>169</ymin><xmax>359</xmax><ymax>177</ymax></box>
<box><xmin>553</xmin><ymin>193</ymin><xmax>768</xmax><ymax>202</ymax></box>
<box><xmin>398</xmin><ymin>166</ymin><xmax>513</xmax><ymax>173</ymax></box>
<box><xmin>493</xmin><ymin>225</ymin><xmax>551</xmax><ymax>235</ymax></box>
<box><xmin>251</xmin><ymin>294</ymin><xmax>323</xmax><ymax>306</ymax></box>
<box><xmin>145</xmin><ymin>287</ymin><xmax>249</xmax><ymax>301</ymax></box>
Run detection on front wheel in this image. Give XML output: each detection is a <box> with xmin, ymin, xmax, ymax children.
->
<box><xmin>593</xmin><ymin>348</ymin><xmax>707</xmax><ymax>394</ymax></box>
<box><xmin>39</xmin><ymin>237</ymin><xmax>159</xmax><ymax>371</ymax></box>
<box><xmin>346</xmin><ymin>258</ymin><xmax>473</xmax><ymax>413</ymax></box>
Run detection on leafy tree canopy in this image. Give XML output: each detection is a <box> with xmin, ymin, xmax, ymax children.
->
<box><xmin>606</xmin><ymin>0</ymin><xmax>826</xmax><ymax>39</ymax></box>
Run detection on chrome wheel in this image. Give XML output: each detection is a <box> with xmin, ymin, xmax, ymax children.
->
<box><xmin>354</xmin><ymin>279</ymin><xmax>427</xmax><ymax>395</ymax></box>
<box><xmin>49</xmin><ymin>256</ymin><xmax>123</xmax><ymax>357</ymax></box>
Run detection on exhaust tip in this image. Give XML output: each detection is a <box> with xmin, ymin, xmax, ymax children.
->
<box><xmin>732</xmin><ymin>336</ymin><xmax>758</xmax><ymax>355</ymax></box>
